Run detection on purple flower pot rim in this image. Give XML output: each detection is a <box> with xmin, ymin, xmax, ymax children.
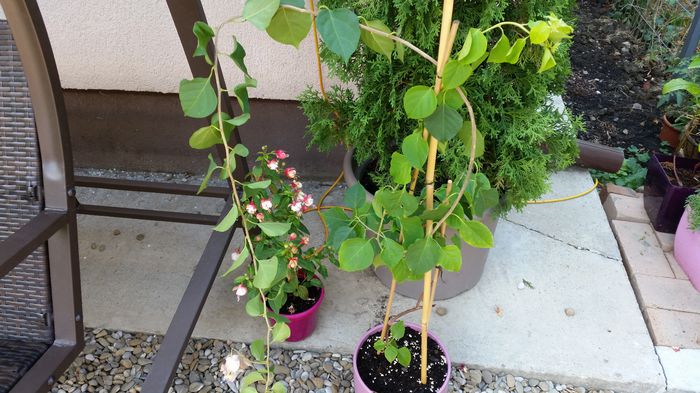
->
<box><xmin>276</xmin><ymin>285</ymin><xmax>325</xmax><ymax>321</ymax></box>
<box><xmin>352</xmin><ymin>322</ymin><xmax>452</xmax><ymax>393</ymax></box>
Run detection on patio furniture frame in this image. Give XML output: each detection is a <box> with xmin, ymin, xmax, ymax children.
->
<box><xmin>0</xmin><ymin>1</ymin><xmax>83</xmax><ymax>392</ymax></box>
<box><xmin>0</xmin><ymin>1</ymin><xmax>246</xmax><ymax>392</ymax></box>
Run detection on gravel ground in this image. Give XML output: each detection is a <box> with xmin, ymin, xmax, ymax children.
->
<box><xmin>51</xmin><ymin>328</ymin><xmax>613</xmax><ymax>393</ymax></box>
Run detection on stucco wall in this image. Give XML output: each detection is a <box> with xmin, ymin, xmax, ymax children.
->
<box><xmin>0</xmin><ymin>1</ymin><xmax>327</xmax><ymax>100</ymax></box>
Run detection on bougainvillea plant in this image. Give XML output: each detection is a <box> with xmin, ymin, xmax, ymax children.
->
<box><xmin>177</xmin><ymin>0</ymin><xmax>572</xmax><ymax>391</ymax></box>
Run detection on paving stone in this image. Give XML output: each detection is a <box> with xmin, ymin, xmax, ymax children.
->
<box><xmin>610</xmin><ymin>220</ymin><xmax>674</xmax><ymax>278</ymax></box>
<box><xmin>634</xmin><ymin>274</ymin><xmax>700</xmax><ymax>313</ymax></box>
<box><xmin>600</xmin><ymin>183</ymin><xmax>638</xmax><ymax>202</ymax></box>
<box><xmin>645</xmin><ymin>308</ymin><xmax>700</xmax><ymax>349</ymax></box>
<box><xmin>603</xmin><ymin>194</ymin><xmax>649</xmax><ymax>223</ymax></box>
<box><xmin>665</xmin><ymin>252</ymin><xmax>689</xmax><ymax>281</ymax></box>
<box><xmin>656</xmin><ymin>346</ymin><xmax>700</xmax><ymax>393</ymax></box>
<box><xmin>654</xmin><ymin>231</ymin><xmax>675</xmax><ymax>252</ymax></box>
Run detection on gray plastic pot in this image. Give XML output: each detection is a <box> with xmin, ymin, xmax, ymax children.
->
<box><xmin>343</xmin><ymin>148</ymin><xmax>498</xmax><ymax>300</ymax></box>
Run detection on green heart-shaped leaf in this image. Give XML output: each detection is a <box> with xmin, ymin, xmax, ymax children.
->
<box><xmin>425</xmin><ymin>104</ymin><xmax>463</xmax><ymax>142</ymax></box>
<box><xmin>316</xmin><ymin>8</ymin><xmax>360</xmax><ymax>63</ymax></box>
<box><xmin>179</xmin><ymin>78</ymin><xmax>217</xmax><ymax>119</ymax></box>
<box><xmin>403</xmin><ymin>85</ymin><xmax>437</xmax><ymax>119</ymax></box>
<box><xmin>267</xmin><ymin>6</ymin><xmax>311</xmax><ymax>48</ymax></box>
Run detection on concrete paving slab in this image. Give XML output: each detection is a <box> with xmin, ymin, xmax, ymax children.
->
<box><xmin>645</xmin><ymin>308</ymin><xmax>700</xmax><ymax>349</ymax></box>
<box><xmin>667</xmin><ymin>252</ymin><xmax>689</xmax><ymax>281</ymax></box>
<box><xmin>656</xmin><ymin>231</ymin><xmax>675</xmax><ymax>253</ymax></box>
<box><xmin>656</xmin><ymin>346</ymin><xmax>700</xmax><ymax>393</ymax></box>
<box><xmin>603</xmin><ymin>193</ymin><xmax>649</xmax><ymax>223</ymax></box>
<box><xmin>611</xmin><ymin>220</ymin><xmax>674</xmax><ymax>279</ymax></box>
<box><xmin>506</xmin><ymin>168</ymin><xmax>622</xmax><ymax>260</ymax></box>
<box><xmin>75</xmin><ymin>170</ymin><xmax>664</xmax><ymax>393</ymax></box>
<box><xmin>634</xmin><ymin>275</ymin><xmax>700</xmax><ymax>314</ymax></box>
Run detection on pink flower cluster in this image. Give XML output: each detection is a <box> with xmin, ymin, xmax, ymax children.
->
<box><xmin>286</xmin><ymin>232</ymin><xmax>310</xmax><ymax>270</ymax></box>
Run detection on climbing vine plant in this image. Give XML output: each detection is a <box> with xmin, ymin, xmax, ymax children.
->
<box><xmin>178</xmin><ymin>0</ymin><xmax>572</xmax><ymax>391</ymax></box>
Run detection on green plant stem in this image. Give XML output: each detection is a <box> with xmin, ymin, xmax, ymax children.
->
<box><xmin>481</xmin><ymin>21</ymin><xmax>530</xmax><ymax>35</ymax></box>
<box><xmin>280</xmin><ymin>4</ymin><xmax>437</xmax><ymax>66</ymax></box>
<box><xmin>212</xmin><ymin>21</ymin><xmax>274</xmax><ymax>392</ymax></box>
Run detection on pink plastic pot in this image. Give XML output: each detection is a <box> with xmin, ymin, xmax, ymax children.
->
<box><xmin>674</xmin><ymin>207</ymin><xmax>700</xmax><ymax>291</ymax></box>
<box><xmin>352</xmin><ymin>323</ymin><xmax>451</xmax><ymax>393</ymax></box>
<box><xmin>274</xmin><ymin>286</ymin><xmax>325</xmax><ymax>342</ymax></box>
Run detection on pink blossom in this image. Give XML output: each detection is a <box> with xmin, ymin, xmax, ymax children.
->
<box><xmin>295</xmin><ymin>191</ymin><xmax>306</xmax><ymax>202</ymax></box>
<box><xmin>266</xmin><ymin>159</ymin><xmax>279</xmax><ymax>170</ymax></box>
<box><xmin>260</xmin><ymin>198</ymin><xmax>272</xmax><ymax>211</ymax></box>
<box><xmin>255</xmin><ymin>212</ymin><xmax>265</xmax><ymax>221</ymax></box>
<box><xmin>291</xmin><ymin>180</ymin><xmax>303</xmax><ymax>190</ymax></box>
<box><xmin>300</xmin><ymin>236</ymin><xmax>310</xmax><ymax>246</ymax></box>
<box><xmin>274</xmin><ymin>150</ymin><xmax>289</xmax><ymax>160</ymax></box>
<box><xmin>289</xmin><ymin>233</ymin><xmax>298</xmax><ymax>241</ymax></box>
<box><xmin>284</xmin><ymin>167</ymin><xmax>297</xmax><ymax>179</ymax></box>
<box><xmin>231</xmin><ymin>248</ymin><xmax>241</xmax><ymax>261</ymax></box>
<box><xmin>233</xmin><ymin>284</ymin><xmax>247</xmax><ymax>301</ymax></box>
<box><xmin>303</xmin><ymin>194</ymin><xmax>314</xmax><ymax>207</ymax></box>
<box><xmin>290</xmin><ymin>201</ymin><xmax>303</xmax><ymax>214</ymax></box>
<box><xmin>246</xmin><ymin>201</ymin><xmax>257</xmax><ymax>215</ymax></box>
<box><xmin>288</xmin><ymin>257</ymin><xmax>298</xmax><ymax>269</ymax></box>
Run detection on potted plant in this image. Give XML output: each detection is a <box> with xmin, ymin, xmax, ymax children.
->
<box><xmin>658</xmin><ymin>54</ymin><xmax>700</xmax><ymax>149</ymax></box>
<box><xmin>675</xmin><ymin>191</ymin><xmax>700</xmax><ymax>291</ymax></box>
<box><xmin>301</xmin><ymin>0</ymin><xmax>582</xmax><ymax>299</ymax></box>
<box><xmin>222</xmin><ymin>146</ymin><xmax>337</xmax><ymax>343</ymax></box>
<box><xmin>645</xmin><ymin>68</ymin><xmax>700</xmax><ymax>232</ymax></box>
<box><xmin>174</xmin><ymin>13</ymin><xmax>339</xmax><ymax>391</ymax></box>
<box><xmin>314</xmin><ymin>1</ymin><xmax>572</xmax><ymax>391</ymax></box>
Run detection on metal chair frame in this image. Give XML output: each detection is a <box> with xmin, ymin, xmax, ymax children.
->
<box><xmin>0</xmin><ymin>1</ymin><xmax>247</xmax><ymax>392</ymax></box>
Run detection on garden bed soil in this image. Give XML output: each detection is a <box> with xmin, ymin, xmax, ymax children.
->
<box><xmin>660</xmin><ymin>162</ymin><xmax>700</xmax><ymax>189</ymax></box>
<box><xmin>280</xmin><ymin>285</ymin><xmax>321</xmax><ymax>315</ymax></box>
<box><xmin>564</xmin><ymin>0</ymin><xmax>665</xmax><ymax>152</ymax></box>
<box><xmin>356</xmin><ymin>327</ymin><xmax>448</xmax><ymax>393</ymax></box>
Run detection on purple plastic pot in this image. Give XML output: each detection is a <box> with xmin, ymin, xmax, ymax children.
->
<box><xmin>273</xmin><ymin>286</ymin><xmax>325</xmax><ymax>342</ymax></box>
<box><xmin>644</xmin><ymin>153</ymin><xmax>700</xmax><ymax>233</ymax></box>
<box><xmin>352</xmin><ymin>323</ymin><xmax>451</xmax><ymax>393</ymax></box>
<box><xmin>674</xmin><ymin>207</ymin><xmax>700</xmax><ymax>291</ymax></box>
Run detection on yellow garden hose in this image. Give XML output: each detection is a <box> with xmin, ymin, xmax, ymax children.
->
<box><xmin>527</xmin><ymin>179</ymin><xmax>600</xmax><ymax>204</ymax></box>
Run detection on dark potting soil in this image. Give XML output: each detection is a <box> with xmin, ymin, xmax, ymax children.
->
<box><xmin>563</xmin><ymin>0</ymin><xmax>665</xmax><ymax>152</ymax></box>
<box><xmin>356</xmin><ymin>327</ymin><xmax>448</xmax><ymax>393</ymax></box>
<box><xmin>661</xmin><ymin>162</ymin><xmax>700</xmax><ymax>189</ymax></box>
<box><xmin>280</xmin><ymin>285</ymin><xmax>321</xmax><ymax>315</ymax></box>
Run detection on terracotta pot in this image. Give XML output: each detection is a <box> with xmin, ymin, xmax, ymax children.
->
<box><xmin>660</xmin><ymin>115</ymin><xmax>681</xmax><ymax>148</ymax></box>
<box><xmin>343</xmin><ymin>148</ymin><xmax>497</xmax><ymax>300</ymax></box>
<box><xmin>644</xmin><ymin>153</ymin><xmax>700</xmax><ymax>233</ymax></box>
<box><xmin>273</xmin><ymin>286</ymin><xmax>325</xmax><ymax>342</ymax></box>
<box><xmin>674</xmin><ymin>207</ymin><xmax>700</xmax><ymax>292</ymax></box>
<box><xmin>352</xmin><ymin>323</ymin><xmax>451</xmax><ymax>393</ymax></box>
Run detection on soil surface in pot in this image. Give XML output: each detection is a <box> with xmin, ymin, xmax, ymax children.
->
<box><xmin>357</xmin><ymin>327</ymin><xmax>448</xmax><ymax>393</ymax></box>
<box><xmin>660</xmin><ymin>162</ymin><xmax>700</xmax><ymax>189</ymax></box>
<box><xmin>278</xmin><ymin>285</ymin><xmax>321</xmax><ymax>315</ymax></box>
<box><xmin>563</xmin><ymin>0</ymin><xmax>664</xmax><ymax>152</ymax></box>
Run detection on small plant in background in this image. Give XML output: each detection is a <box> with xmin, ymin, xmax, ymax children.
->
<box><xmin>661</xmin><ymin>58</ymin><xmax>700</xmax><ymax>158</ymax></box>
<box><xmin>658</xmin><ymin>54</ymin><xmax>700</xmax><ymax>130</ymax></box>
<box><xmin>591</xmin><ymin>145</ymin><xmax>649</xmax><ymax>189</ymax></box>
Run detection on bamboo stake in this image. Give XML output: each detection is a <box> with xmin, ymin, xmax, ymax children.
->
<box><xmin>410</xmin><ymin>20</ymin><xmax>460</xmax><ymax>194</ymax></box>
<box><xmin>420</xmin><ymin>0</ymin><xmax>455</xmax><ymax>385</ymax></box>
<box><xmin>424</xmin><ymin>180</ymin><xmax>452</xmax><ymax>330</ymax></box>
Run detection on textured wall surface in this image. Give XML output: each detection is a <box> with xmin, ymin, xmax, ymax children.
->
<box><xmin>0</xmin><ymin>1</ymin><xmax>329</xmax><ymax>99</ymax></box>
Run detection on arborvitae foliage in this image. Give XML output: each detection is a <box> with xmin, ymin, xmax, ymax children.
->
<box><xmin>300</xmin><ymin>0</ymin><xmax>583</xmax><ymax>212</ymax></box>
